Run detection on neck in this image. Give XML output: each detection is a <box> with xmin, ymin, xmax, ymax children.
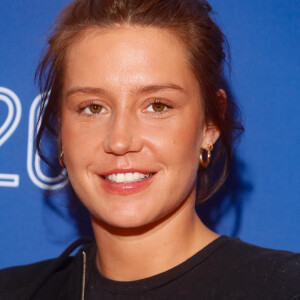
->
<box><xmin>91</xmin><ymin>197</ymin><xmax>219</xmax><ymax>281</ymax></box>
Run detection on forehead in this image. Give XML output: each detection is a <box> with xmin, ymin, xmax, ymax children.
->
<box><xmin>64</xmin><ymin>26</ymin><xmax>199</xmax><ymax>95</ymax></box>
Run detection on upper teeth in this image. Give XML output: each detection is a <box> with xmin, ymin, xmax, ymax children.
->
<box><xmin>105</xmin><ymin>172</ymin><xmax>152</xmax><ymax>183</ymax></box>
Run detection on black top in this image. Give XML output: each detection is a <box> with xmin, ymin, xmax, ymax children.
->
<box><xmin>0</xmin><ymin>236</ymin><xmax>299</xmax><ymax>299</ymax></box>
<box><xmin>85</xmin><ymin>236</ymin><xmax>300</xmax><ymax>299</ymax></box>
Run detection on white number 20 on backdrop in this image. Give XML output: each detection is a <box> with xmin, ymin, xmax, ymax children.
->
<box><xmin>0</xmin><ymin>87</ymin><xmax>68</xmax><ymax>190</ymax></box>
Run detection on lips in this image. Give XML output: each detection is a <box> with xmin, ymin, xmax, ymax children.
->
<box><xmin>98</xmin><ymin>169</ymin><xmax>156</xmax><ymax>195</ymax></box>
<box><xmin>104</xmin><ymin>172</ymin><xmax>153</xmax><ymax>183</ymax></box>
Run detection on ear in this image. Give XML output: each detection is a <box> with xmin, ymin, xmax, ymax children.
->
<box><xmin>201</xmin><ymin>89</ymin><xmax>227</xmax><ymax>149</ymax></box>
<box><xmin>216</xmin><ymin>89</ymin><xmax>227</xmax><ymax>120</ymax></box>
<box><xmin>57</xmin><ymin>109</ymin><xmax>62</xmax><ymax>126</ymax></box>
<box><xmin>201</xmin><ymin>122</ymin><xmax>220</xmax><ymax>149</ymax></box>
<box><xmin>57</xmin><ymin>111</ymin><xmax>62</xmax><ymax>150</ymax></box>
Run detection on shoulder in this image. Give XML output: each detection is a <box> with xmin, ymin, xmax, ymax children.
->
<box><xmin>214</xmin><ymin>236</ymin><xmax>300</xmax><ymax>298</ymax></box>
<box><xmin>0</xmin><ymin>259</ymin><xmax>59</xmax><ymax>298</ymax></box>
<box><xmin>221</xmin><ymin>236</ymin><xmax>300</xmax><ymax>270</ymax></box>
<box><xmin>0</xmin><ymin>259</ymin><xmax>51</xmax><ymax>279</ymax></box>
<box><xmin>0</xmin><ymin>237</ymin><xmax>95</xmax><ymax>299</ymax></box>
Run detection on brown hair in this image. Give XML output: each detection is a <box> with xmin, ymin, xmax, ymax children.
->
<box><xmin>36</xmin><ymin>0</ymin><xmax>243</xmax><ymax>203</ymax></box>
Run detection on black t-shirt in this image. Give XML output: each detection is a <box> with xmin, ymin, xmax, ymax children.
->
<box><xmin>85</xmin><ymin>236</ymin><xmax>300</xmax><ymax>299</ymax></box>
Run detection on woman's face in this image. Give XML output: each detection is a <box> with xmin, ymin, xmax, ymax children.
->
<box><xmin>61</xmin><ymin>26</ymin><xmax>218</xmax><ymax>228</ymax></box>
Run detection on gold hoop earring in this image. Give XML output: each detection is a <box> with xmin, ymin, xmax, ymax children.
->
<box><xmin>200</xmin><ymin>143</ymin><xmax>213</xmax><ymax>168</ymax></box>
<box><xmin>59</xmin><ymin>149</ymin><xmax>66</xmax><ymax>168</ymax></box>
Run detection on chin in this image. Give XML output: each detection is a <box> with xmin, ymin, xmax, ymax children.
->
<box><xmin>90</xmin><ymin>202</ymin><xmax>166</xmax><ymax>233</ymax></box>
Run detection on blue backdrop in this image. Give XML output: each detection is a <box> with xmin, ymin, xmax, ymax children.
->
<box><xmin>0</xmin><ymin>0</ymin><xmax>299</xmax><ymax>269</ymax></box>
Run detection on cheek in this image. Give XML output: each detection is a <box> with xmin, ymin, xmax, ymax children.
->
<box><xmin>61</xmin><ymin>107</ymin><xmax>203</xmax><ymax>173</ymax></box>
<box><xmin>153</xmin><ymin>115</ymin><xmax>203</xmax><ymax>168</ymax></box>
<box><xmin>61</xmin><ymin>117</ymin><xmax>104</xmax><ymax>168</ymax></box>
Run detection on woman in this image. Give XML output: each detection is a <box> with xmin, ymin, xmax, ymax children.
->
<box><xmin>1</xmin><ymin>0</ymin><xmax>299</xmax><ymax>299</ymax></box>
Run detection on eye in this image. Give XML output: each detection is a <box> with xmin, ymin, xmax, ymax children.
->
<box><xmin>146</xmin><ymin>101</ymin><xmax>169</xmax><ymax>113</ymax></box>
<box><xmin>83</xmin><ymin>104</ymin><xmax>106</xmax><ymax>114</ymax></box>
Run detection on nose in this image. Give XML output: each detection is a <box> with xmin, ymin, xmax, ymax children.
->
<box><xmin>103</xmin><ymin>110</ymin><xmax>142</xmax><ymax>156</ymax></box>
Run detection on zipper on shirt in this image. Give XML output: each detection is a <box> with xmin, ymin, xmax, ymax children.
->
<box><xmin>81</xmin><ymin>251</ymin><xmax>87</xmax><ymax>300</ymax></box>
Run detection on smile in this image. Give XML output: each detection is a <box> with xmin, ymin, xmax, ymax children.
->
<box><xmin>104</xmin><ymin>172</ymin><xmax>153</xmax><ymax>184</ymax></box>
<box><xmin>99</xmin><ymin>170</ymin><xmax>156</xmax><ymax>195</ymax></box>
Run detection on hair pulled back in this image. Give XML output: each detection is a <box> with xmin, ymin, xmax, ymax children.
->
<box><xmin>36</xmin><ymin>0</ymin><xmax>243</xmax><ymax>202</ymax></box>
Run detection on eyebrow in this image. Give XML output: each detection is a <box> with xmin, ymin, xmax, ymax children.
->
<box><xmin>65</xmin><ymin>83</ymin><xmax>186</xmax><ymax>98</ymax></box>
<box><xmin>65</xmin><ymin>87</ymin><xmax>106</xmax><ymax>98</ymax></box>
<box><xmin>134</xmin><ymin>84</ymin><xmax>186</xmax><ymax>95</ymax></box>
